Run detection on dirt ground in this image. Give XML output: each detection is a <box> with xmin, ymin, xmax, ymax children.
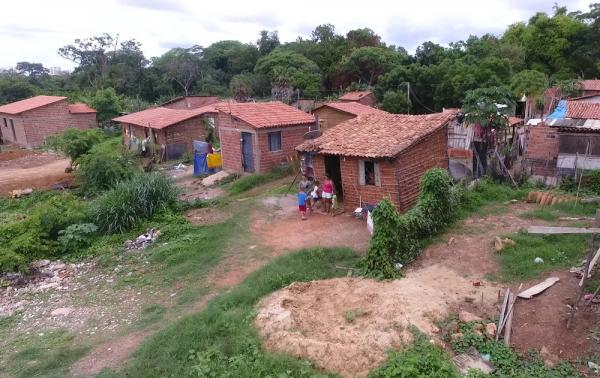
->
<box><xmin>185</xmin><ymin>207</ymin><xmax>231</xmax><ymax>226</ymax></box>
<box><xmin>0</xmin><ymin>148</ymin><xmax>71</xmax><ymax>195</ymax></box>
<box><xmin>254</xmin><ymin>202</ymin><xmax>600</xmax><ymax>377</ymax></box>
<box><xmin>170</xmin><ymin>165</ymin><xmax>225</xmax><ymax>201</ymax></box>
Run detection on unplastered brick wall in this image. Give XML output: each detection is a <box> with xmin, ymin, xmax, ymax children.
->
<box><xmin>164</xmin><ymin>117</ymin><xmax>206</xmax><ymax>152</ymax></box>
<box><xmin>69</xmin><ymin>113</ymin><xmax>97</xmax><ymax>130</ymax></box>
<box><xmin>396</xmin><ymin>125</ymin><xmax>449</xmax><ymax>211</ymax></box>
<box><xmin>257</xmin><ymin>125</ymin><xmax>308</xmax><ymax>173</ymax></box>
<box><xmin>313</xmin><ymin>107</ymin><xmax>355</xmax><ymax>132</ymax></box>
<box><xmin>0</xmin><ymin>114</ymin><xmax>26</xmax><ymax>144</ymax></box>
<box><xmin>340</xmin><ymin>157</ymin><xmax>400</xmax><ymax>210</ymax></box>
<box><xmin>218</xmin><ymin>112</ymin><xmax>253</xmax><ymax>172</ymax></box>
<box><xmin>525</xmin><ymin>124</ymin><xmax>558</xmax><ymax>176</ymax></box>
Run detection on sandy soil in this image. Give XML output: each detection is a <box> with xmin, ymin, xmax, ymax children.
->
<box><xmin>0</xmin><ymin>150</ymin><xmax>71</xmax><ymax>195</ymax></box>
<box><xmin>170</xmin><ymin>165</ymin><xmax>225</xmax><ymax>201</ymax></box>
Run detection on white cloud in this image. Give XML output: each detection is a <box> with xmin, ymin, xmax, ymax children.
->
<box><xmin>0</xmin><ymin>0</ymin><xmax>592</xmax><ymax>69</ymax></box>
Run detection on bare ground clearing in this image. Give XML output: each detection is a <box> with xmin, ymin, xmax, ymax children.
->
<box><xmin>0</xmin><ymin>149</ymin><xmax>71</xmax><ymax>195</ymax></box>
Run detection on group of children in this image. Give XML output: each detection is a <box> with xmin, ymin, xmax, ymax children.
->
<box><xmin>297</xmin><ymin>174</ymin><xmax>335</xmax><ymax>220</ymax></box>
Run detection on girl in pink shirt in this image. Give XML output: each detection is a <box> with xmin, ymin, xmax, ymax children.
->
<box><xmin>322</xmin><ymin>174</ymin><xmax>334</xmax><ymax>214</ymax></box>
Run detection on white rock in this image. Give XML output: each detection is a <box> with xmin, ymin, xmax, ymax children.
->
<box><xmin>51</xmin><ymin>307</ymin><xmax>73</xmax><ymax>316</ymax></box>
<box><xmin>201</xmin><ymin>170</ymin><xmax>230</xmax><ymax>186</ymax></box>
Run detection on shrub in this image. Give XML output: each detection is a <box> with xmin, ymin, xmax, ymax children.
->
<box><xmin>57</xmin><ymin>223</ymin><xmax>98</xmax><ymax>254</ymax></box>
<box><xmin>586</xmin><ymin>170</ymin><xmax>600</xmax><ymax>195</ymax></box>
<box><xmin>363</xmin><ymin>169</ymin><xmax>460</xmax><ymax>278</ymax></box>
<box><xmin>90</xmin><ymin>173</ymin><xmax>179</xmax><ymax>234</ymax></box>
<box><xmin>76</xmin><ymin>138</ymin><xmax>136</xmax><ymax>196</ymax></box>
<box><xmin>46</xmin><ymin>128</ymin><xmax>105</xmax><ymax>163</ymax></box>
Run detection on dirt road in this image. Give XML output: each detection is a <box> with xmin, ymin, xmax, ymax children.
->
<box><xmin>0</xmin><ymin>150</ymin><xmax>71</xmax><ymax>194</ymax></box>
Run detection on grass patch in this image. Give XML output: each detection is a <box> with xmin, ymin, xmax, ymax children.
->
<box><xmin>521</xmin><ymin>207</ymin><xmax>560</xmax><ymax>221</ymax></box>
<box><xmin>228</xmin><ymin>166</ymin><xmax>292</xmax><ymax>195</ymax></box>
<box><xmin>521</xmin><ymin>201</ymin><xmax>598</xmax><ymax>221</ymax></box>
<box><xmin>122</xmin><ymin>247</ymin><xmax>360</xmax><ymax>377</ymax></box>
<box><xmin>135</xmin><ymin>304</ymin><xmax>167</xmax><ymax>330</ymax></box>
<box><xmin>496</xmin><ymin>231</ymin><xmax>588</xmax><ymax>282</ymax></box>
<box><xmin>457</xmin><ymin>178</ymin><xmax>529</xmax><ymax>218</ymax></box>
<box><xmin>2</xmin><ymin>330</ymin><xmax>89</xmax><ymax>378</ymax></box>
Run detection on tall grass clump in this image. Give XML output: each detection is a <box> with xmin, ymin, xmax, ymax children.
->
<box><xmin>90</xmin><ymin>173</ymin><xmax>178</xmax><ymax>234</ymax></box>
<box><xmin>228</xmin><ymin>165</ymin><xmax>293</xmax><ymax>195</ymax></box>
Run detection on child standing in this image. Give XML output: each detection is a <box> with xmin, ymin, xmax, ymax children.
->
<box><xmin>297</xmin><ymin>189</ymin><xmax>308</xmax><ymax>220</ymax></box>
<box><xmin>322</xmin><ymin>174</ymin><xmax>334</xmax><ymax>214</ymax></box>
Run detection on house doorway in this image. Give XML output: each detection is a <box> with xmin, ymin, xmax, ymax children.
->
<box><xmin>241</xmin><ymin>132</ymin><xmax>255</xmax><ymax>172</ymax></box>
<box><xmin>324</xmin><ymin>155</ymin><xmax>343</xmax><ymax>200</ymax></box>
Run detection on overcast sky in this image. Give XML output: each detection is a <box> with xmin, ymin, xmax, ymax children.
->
<box><xmin>0</xmin><ymin>0</ymin><xmax>591</xmax><ymax>69</ymax></box>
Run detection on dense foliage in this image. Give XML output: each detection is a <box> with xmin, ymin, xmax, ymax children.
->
<box><xmin>363</xmin><ymin>169</ymin><xmax>463</xmax><ymax>278</ymax></box>
<box><xmin>46</xmin><ymin>128</ymin><xmax>106</xmax><ymax>163</ymax></box>
<box><xmin>89</xmin><ymin>173</ymin><xmax>179</xmax><ymax>234</ymax></box>
<box><xmin>1</xmin><ymin>4</ymin><xmax>599</xmax><ymax>112</ymax></box>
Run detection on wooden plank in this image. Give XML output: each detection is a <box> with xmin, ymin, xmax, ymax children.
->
<box><xmin>518</xmin><ymin>277</ymin><xmax>560</xmax><ymax>299</ymax></box>
<box><xmin>527</xmin><ymin>226</ymin><xmax>600</xmax><ymax>234</ymax></box>
<box><xmin>504</xmin><ymin>293</ymin><xmax>515</xmax><ymax>346</ymax></box>
<box><xmin>588</xmin><ymin>247</ymin><xmax>600</xmax><ymax>278</ymax></box>
<box><xmin>496</xmin><ymin>289</ymin><xmax>510</xmax><ymax>341</ymax></box>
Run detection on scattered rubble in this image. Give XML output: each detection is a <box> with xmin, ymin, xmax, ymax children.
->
<box><xmin>201</xmin><ymin>170</ymin><xmax>230</xmax><ymax>186</ymax></box>
<box><xmin>459</xmin><ymin>310</ymin><xmax>483</xmax><ymax>323</ymax></box>
<box><xmin>493</xmin><ymin>237</ymin><xmax>515</xmax><ymax>252</ymax></box>
<box><xmin>452</xmin><ymin>347</ymin><xmax>494</xmax><ymax>375</ymax></box>
<box><xmin>10</xmin><ymin>187</ymin><xmax>33</xmax><ymax>198</ymax></box>
<box><xmin>124</xmin><ymin>228</ymin><xmax>160</xmax><ymax>250</ymax></box>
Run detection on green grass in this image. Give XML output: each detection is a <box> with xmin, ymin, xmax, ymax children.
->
<box><xmin>2</xmin><ymin>330</ymin><xmax>89</xmax><ymax>378</ymax></box>
<box><xmin>521</xmin><ymin>201</ymin><xmax>598</xmax><ymax>221</ymax></box>
<box><xmin>120</xmin><ymin>247</ymin><xmax>361</xmax><ymax>377</ymax></box>
<box><xmin>457</xmin><ymin>178</ymin><xmax>530</xmax><ymax>218</ymax></box>
<box><xmin>495</xmin><ymin>231</ymin><xmax>588</xmax><ymax>282</ymax></box>
<box><xmin>227</xmin><ymin>166</ymin><xmax>292</xmax><ymax>195</ymax></box>
<box><xmin>135</xmin><ymin>304</ymin><xmax>167</xmax><ymax>330</ymax></box>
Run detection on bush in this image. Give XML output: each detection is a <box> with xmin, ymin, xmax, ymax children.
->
<box><xmin>46</xmin><ymin>128</ymin><xmax>105</xmax><ymax>163</ymax></box>
<box><xmin>76</xmin><ymin>138</ymin><xmax>136</xmax><ymax>196</ymax></box>
<box><xmin>90</xmin><ymin>173</ymin><xmax>178</xmax><ymax>234</ymax></box>
<box><xmin>363</xmin><ymin>169</ymin><xmax>460</xmax><ymax>278</ymax></box>
<box><xmin>57</xmin><ymin>223</ymin><xmax>98</xmax><ymax>254</ymax></box>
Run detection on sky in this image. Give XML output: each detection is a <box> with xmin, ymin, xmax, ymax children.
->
<box><xmin>0</xmin><ymin>0</ymin><xmax>592</xmax><ymax>70</ymax></box>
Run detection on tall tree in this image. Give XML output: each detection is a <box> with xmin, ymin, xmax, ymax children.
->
<box><xmin>153</xmin><ymin>47</ymin><xmax>202</xmax><ymax>96</ymax></box>
<box><xmin>257</xmin><ymin>30</ymin><xmax>280</xmax><ymax>55</ymax></box>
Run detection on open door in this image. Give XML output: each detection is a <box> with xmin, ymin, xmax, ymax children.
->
<box><xmin>241</xmin><ymin>132</ymin><xmax>255</xmax><ymax>172</ymax></box>
<box><xmin>324</xmin><ymin>155</ymin><xmax>343</xmax><ymax>200</ymax></box>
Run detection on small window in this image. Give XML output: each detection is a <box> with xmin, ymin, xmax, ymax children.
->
<box><xmin>268</xmin><ymin>131</ymin><xmax>282</xmax><ymax>151</ymax></box>
<box><xmin>358</xmin><ymin>159</ymin><xmax>381</xmax><ymax>187</ymax></box>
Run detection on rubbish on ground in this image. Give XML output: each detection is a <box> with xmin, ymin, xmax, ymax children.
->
<box><xmin>559</xmin><ymin>216</ymin><xmax>594</xmax><ymax>221</ymax></box>
<box><xmin>452</xmin><ymin>347</ymin><xmax>494</xmax><ymax>375</ymax></box>
<box><xmin>10</xmin><ymin>188</ymin><xmax>33</xmax><ymax>198</ymax></box>
<box><xmin>534</xmin><ymin>257</ymin><xmax>544</xmax><ymax>264</ymax></box>
<box><xmin>494</xmin><ymin>237</ymin><xmax>515</xmax><ymax>252</ymax></box>
<box><xmin>124</xmin><ymin>228</ymin><xmax>160</xmax><ymax>250</ymax></box>
<box><xmin>588</xmin><ymin>361</ymin><xmax>600</xmax><ymax>373</ymax></box>
<box><xmin>201</xmin><ymin>170</ymin><xmax>230</xmax><ymax>186</ymax></box>
<box><xmin>517</xmin><ymin>277</ymin><xmax>560</xmax><ymax>299</ymax></box>
<box><xmin>173</xmin><ymin>163</ymin><xmax>186</xmax><ymax>170</ymax></box>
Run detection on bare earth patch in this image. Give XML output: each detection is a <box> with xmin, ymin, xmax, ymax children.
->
<box><xmin>255</xmin><ymin>266</ymin><xmax>500</xmax><ymax>378</ymax></box>
<box><xmin>0</xmin><ymin>151</ymin><xmax>71</xmax><ymax>195</ymax></box>
<box><xmin>185</xmin><ymin>207</ymin><xmax>231</xmax><ymax>226</ymax></box>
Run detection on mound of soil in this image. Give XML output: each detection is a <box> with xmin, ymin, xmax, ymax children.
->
<box><xmin>255</xmin><ymin>266</ymin><xmax>500</xmax><ymax>378</ymax></box>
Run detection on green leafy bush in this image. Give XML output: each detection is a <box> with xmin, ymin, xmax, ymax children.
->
<box><xmin>57</xmin><ymin>223</ymin><xmax>98</xmax><ymax>254</ymax></box>
<box><xmin>585</xmin><ymin>170</ymin><xmax>600</xmax><ymax>194</ymax></box>
<box><xmin>363</xmin><ymin>169</ymin><xmax>460</xmax><ymax>278</ymax></box>
<box><xmin>46</xmin><ymin>128</ymin><xmax>105</xmax><ymax>163</ymax></box>
<box><xmin>76</xmin><ymin>138</ymin><xmax>136</xmax><ymax>196</ymax></box>
<box><xmin>90</xmin><ymin>173</ymin><xmax>178</xmax><ymax>234</ymax></box>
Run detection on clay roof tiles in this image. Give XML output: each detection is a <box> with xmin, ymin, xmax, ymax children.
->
<box><xmin>567</xmin><ymin>102</ymin><xmax>600</xmax><ymax>120</ymax></box>
<box><xmin>339</xmin><ymin>91</ymin><xmax>373</xmax><ymax>101</ymax></box>
<box><xmin>69</xmin><ymin>103</ymin><xmax>97</xmax><ymax>114</ymax></box>
<box><xmin>581</xmin><ymin>80</ymin><xmax>600</xmax><ymax>91</ymax></box>
<box><xmin>113</xmin><ymin>107</ymin><xmax>203</xmax><ymax>129</ymax></box>
<box><xmin>0</xmin><ymin>95</ymin><xmax>67</xmax><ymax>115</ymax></box>
<box><xmin>216</xmin><ymin>101</ymin><xmax>315</xmax><ymax>129</ymax></box>
<box><xmin>314</xmin><ymin>102</ymin><xmax>388</xmax><ymax>116</ymax></box>
<box><xmin>296</xmin><ymin>112</ymin><xmax>454</xmax><ymax>158</ymax></box>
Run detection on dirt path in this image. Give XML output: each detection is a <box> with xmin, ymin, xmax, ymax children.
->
<box><xmin>0</xmin><ymin>151</ymin><xmax>71</xmax><ymax>194</ymax></box>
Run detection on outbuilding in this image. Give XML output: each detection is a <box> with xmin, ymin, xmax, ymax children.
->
<box><xmin>161</xmin><ymin>95</ymin><xmax>220</xmax><ymax>110</ymax></box>
<box><xmin>296</xmin><ymin>112</ymin><xmax>453</xmax><ymax>212</ymax></box>
<box><xmin>0</xmin><ymin>95</ymin><xmax>97</xmax><ymax>147</ymax></box>
<box><xmin>312</xmin><ymin>102</ymin><xmax>388</xmax><ymax>132</ymax></box>
<box><xmin>339</xmin><ymin>90</ymin><xmax>377</xmax><ymax>107</ymax></box>
<box><xmin>217</xmin><ymin>102</ymin><xmax>316</xmax><ymax>173</ymax></box>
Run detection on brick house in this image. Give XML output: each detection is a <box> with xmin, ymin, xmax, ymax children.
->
<box><xmin>581</xmin><ymin>80</ymin><xmax>600</xmax><ymax>97</ymax></box>
<box><xmin>217</xmin><ymin>102</ymin><xmax>316</xmax><ymax>173</ymax></box>
<box><xmin>296</xmin><ymin>112</ymin><xmax>453</xmax><ymax>212</ymax></box>
<box><xmin>161</xmin><ymin>95</ymin><xmax>220</xmax><ymax>110</ymax></box>
<box><xmin>339</xmin><ymin>91</ymin><xmax>377</xmax><ymax>107</ymax></box>
<box><xmin>114</xmin><ymin>106</ymin><xmax>217</xmax><ymax>160</ymax></box>
<box><xmin>312</xmin><ymin>102</ymin><xmax>388</xmax><ymax>132</ymax></box>
<box><xmin>525</xmin><ymin>102</ymin><xmax>600</xmax><ymax>183</ymax></box>
<box><xmin>0</xmin><ymin>95</ymin><xmax>97</xmax><ymax>147</ymax></box>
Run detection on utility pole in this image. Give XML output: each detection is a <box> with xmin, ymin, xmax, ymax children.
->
<box><xmin>406</xmin><ymin>82</ymin><xmax>410</xmax><ymax>114</ymax></box>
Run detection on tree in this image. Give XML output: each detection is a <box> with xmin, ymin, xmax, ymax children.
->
<box><xmin>346</xmin><ymin>28</ymin><xmax>382</xmax><ymax>48</ymax></box>
<box><xmin>15</xmin><ymin>62</ymin><xmax>49</xmax><ymax>82</ymax></box>
<box><xmin>229</xmin><ymin>73</ymin><xmax>254</xmax><ymax>101</ymax></box>
<box><xmin>257</xmin><ymin>30</ymin><xmax>280</xmax><ymax>55</ymax></box>
<box><xmin>381</xmin><ymin>91</ymin><xmax>411</xmax><ymax>114</ymax></box>
<box><xmin>510</xmin><ymin>69</ymin><xmax>548</xmax><ymax>117</ymax></box>
<box><xmin>90</xmin><ymin>87</ymin><xmax>124</xmax><ymax>123</ymax></box>
<box><xmin>0</xmin><ymin>75</ymin><xmax>36</xmax><ymax>104</ymax></box>
<box><xmin>255</xmin><ymin>49</ymin><xmax>321</xmax><ymax>98</ymax></box>
<box><xmin>338</xmin><ymin>47</ymin><xmax>400</xmax><ymax>86</ymax></box>
<box><xmin>153</xmin><ymin>47</ymin><xmax>202</xmax><ymax>96</ymax></box>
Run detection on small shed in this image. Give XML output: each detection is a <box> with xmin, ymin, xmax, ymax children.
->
<box><xmin>217</xmin><ymin>102</ymin><xmax>316</xmax><ymax>173</ymax></box>
<box><xmin>0</xmin><ymin>95</ymin><xmax>97</xmax><ymax>147</ymax></box>
<box><xmin>296</xmin><ymin>112</ymin><xmax>453</xmax><ymax>212</ymax></box>
<box><xmin>113</xmin><ymin>106</ymin><xmax>216</xmax><ymax>160</ymax></box>
<box><xmin>312</xmin><ymin>102</ymin><xmax>388</xmax><ymax>132</ymax></box>
<box><xmin>339</xmin><ymin>91</ymin><xmax>377</xmax><ymax>107</ymax></box>
<box><xmin>581</xmin><ymin>80</ymin><xmax>600</xmax><ymax>97</ymax></box>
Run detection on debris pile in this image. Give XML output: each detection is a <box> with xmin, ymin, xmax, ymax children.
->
<box><xmin>9</xmin><ymin>187</ymin><xmax>33</xmax><ymax>198</ymax></box>
<box><xmin>123</xmin><ymin>228</ymin><xmax>160</xmax><ymax>250</ymax></box>
<box><xmin>1</xmin><ymin>260</ymin><xmax>89</xmax><ymax>317</ymax></box>
<box><xmin>201</xmin><ymin>170</ymin><xmax>230</xmax><ymax>186</ymax></box>
<box><xmin>493</xmin><ymin>237</ymin><xmax>515</xmax><ymax>252</ymax></box>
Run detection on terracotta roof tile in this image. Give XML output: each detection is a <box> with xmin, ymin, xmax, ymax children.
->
<box><xmin>69</xmin><ymin>103</ymin><xmax>97</xmax><ymax>114</ymax></box>
<box><xmin>339</xmin><ymin>91</ymin><xmax>373</xmax><ymax>101</ymax></box>
<box><xmin>508</xmin><ymin>116</ymin><xmax>524</xmax><ymax>126</ymax></box>
<box><xmin>567</xmin><ymin>102</ymin><xmax>600</xmax><ymax>119</ymax></box>
<box><xmin>581</xmin><ymin>80</ymin><xmax>600</xmax><ymax>91</ymax></box>
<box><xmin>314</xmin><ymin>102</ymin><xmax>388</xmax><ymax>116</ymax></box>
<box><xmin>297</xmin><ymin>112</ymin><xmax>454</xmax><ymax>158</ymax></box>
<box><xmin>216</xmin><ymin>101</ymin><xmax>315</xmax><ymax>128</ymax></box>
<box><xmin>161</xmin><ymin>95</ymin><xmax>220</xmax><ymax>109</ymax></box>
<box><xmin>0</xmin><ymin>95</ymin><xmax>67</xmax><ymax>115</ymax></box>
<box><xmin>113</xmin><ymin>107</ymin><xmax>205</xmax><ymax>129</ymax></box>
